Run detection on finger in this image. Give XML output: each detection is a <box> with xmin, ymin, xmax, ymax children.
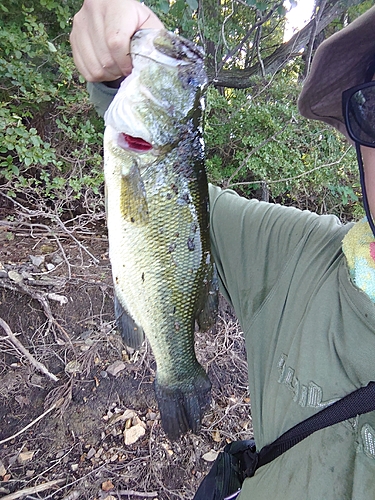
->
<box><xmin>71</xmin><ymin>10</ymin><xmax>124</xmax><ymax>81</ymax></box>
<box><xmin>105</xmin><ymin>3</ymin><xmax>164</xmax><ymax>76</ymax></box>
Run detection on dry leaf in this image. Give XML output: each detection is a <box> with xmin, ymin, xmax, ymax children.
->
<box><xmin>101</xmin><ymin>480</ymin><xmax>114</xmax><ymax>491</ymax></box>
<box><xmin>0</xmin><ymin>460</ymin><xmax>6</xmax><ymax>477</ymax></box>
<box><xmin>124</xmin><ymin>424</ymin><xmax>146</xmax><ymax>445</ymax></box>
<box><xmin>212</xmin><ymin>429</ymin><xmax>221</xmax><ymax>442</ymax></box>
<box><xmin>65</xmin><ymin>360</ymin><xmax>82</xmax><ymax>374</ymax></box>
<box><xmin>18</xmin><ymin>451</ymin><xmax>35</xmax><ymax>464</ymax></box>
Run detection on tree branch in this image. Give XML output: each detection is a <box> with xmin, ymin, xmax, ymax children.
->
<box><xmin>209</xmin><ymin>0</ymin><xmax>364</xmax><ymax>88</ymax></box>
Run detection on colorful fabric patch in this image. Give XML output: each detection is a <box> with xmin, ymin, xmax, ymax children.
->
<box><xmin>342</xmin><ymin>218</ymin><xmax>375</xmax><ymax>303</ymax></box>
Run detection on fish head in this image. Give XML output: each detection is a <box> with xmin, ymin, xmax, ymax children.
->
<box><xmin>104</xmin><ymin>29</ymin><xmax>207</xmax><ymax>164</ymax></box>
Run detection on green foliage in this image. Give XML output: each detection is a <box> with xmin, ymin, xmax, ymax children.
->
<box><xmin>0</xmin><ymin>0</ymin><xmax>365</xmax><ymax>222</ymax></box>
<box><xmin>0</xmin><ymin>0</ymin><xmax>104</xmax><ymax>208</ymax></box>
<box><xmin>204</xmin><ymin>73</ymin><xmax>359</xmax><ymax>218</ymax></box>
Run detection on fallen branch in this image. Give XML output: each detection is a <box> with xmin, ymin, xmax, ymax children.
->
<box><xmin>0</xmin><ymin>280</ymin><xmax>75</xmax><ymax>350</ymax></box>
<box><xmin>0</xmin><ymin>479</ymin><xmax>65</xmax><ymax>499</ymax></box>
<box><xmin>0</xmin><ymin>317</ymin><xmax>59</xmax><ymax>382</ymax></box>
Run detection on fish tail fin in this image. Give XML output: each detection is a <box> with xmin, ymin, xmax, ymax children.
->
<box><xmin>114</xmin><ymin>294</ymin><xmax>145</xmax><ymax>349</ymax></box>
<box><xmin>155</xmin><ymin>367</ymin><xmax>211</xmax><ymax>440</ymax></box>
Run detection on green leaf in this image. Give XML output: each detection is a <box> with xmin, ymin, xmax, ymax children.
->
<box><xmin>11</xmin><ymin>164</ymin><xmax>19</xmax><ymax>176</ymax></box>
<box><xmin>277</xmin><ymin>5</ymin><xmax>287</xmax><ymax>16</ymax></box>
<box><xmin>255</xmin><ymin>1</ymin><xmax>267</xmax><ymax>10</ymax></box>
<box><xmin>158</xmin><ymin>0</ymin><xmax>170</xmax><ymax>13</ymax></box>
<box><xmin>186</xmin><ymin>0</ymin><xmax>198</xmax><ymax>10</ymax></box>
<box><xmin>47</xmin><ymin>41</ymin><xmax>57</xmax><ymax>53</ymax></box>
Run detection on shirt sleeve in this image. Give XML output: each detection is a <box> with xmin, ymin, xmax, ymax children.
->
<box><xmin>87</xmin><ymin>82</ymin><xmax>118</xmax><ymax>118</ymax></box>
<box><xmin>208</xmin><ymin>184</ymin><xmax>346</xmax><ymax>319</ymax></box>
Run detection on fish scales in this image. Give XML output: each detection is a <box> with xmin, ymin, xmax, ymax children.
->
<box><xmin>104</xmin><ymin>29</ymin><xmax>218</xmax><ymax>439</ymax></box>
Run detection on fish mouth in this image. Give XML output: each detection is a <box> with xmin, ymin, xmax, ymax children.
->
<box><xmin>118</xmin><ymin>132</ymin><xmax>153</xmax><ymax>153</ymax></box>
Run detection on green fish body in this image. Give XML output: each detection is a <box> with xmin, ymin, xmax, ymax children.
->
<box><xmin>104</xmin><ymin>29</ymin><xmax>217</xmax><ymax>439</ymax></box>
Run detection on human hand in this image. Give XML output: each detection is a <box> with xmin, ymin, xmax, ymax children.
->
<box><xmin>70</xmin><ymin>0</ymin><xmax>164</xmax><ymax>82</ymax></box>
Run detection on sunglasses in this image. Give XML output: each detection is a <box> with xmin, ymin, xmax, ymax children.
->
<box><xmin>342</xmin><ymin>81</ymin><xmax>375</xmax><ymax>147</ymax></box>
<box><xmin>342</xmin><ymin>80</ymin><xmax>375</xmax><ymax>237</ymax></box>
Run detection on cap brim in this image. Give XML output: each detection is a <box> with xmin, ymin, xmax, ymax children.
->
<box><xmin>298</xmin><ymin>5</ymin><xmax>375</xmax><ymax>140</ymax></box>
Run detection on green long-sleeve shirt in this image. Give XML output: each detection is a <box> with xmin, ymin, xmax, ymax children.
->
<box><xmin>89</xmin><ymin>81</ymin><xmax>375</xmax><ymax>499</ymax></box>
<box><xmin>209</xmin><ymin>185</ymin><xmax>375</xmax><ymax>499</ymax></box>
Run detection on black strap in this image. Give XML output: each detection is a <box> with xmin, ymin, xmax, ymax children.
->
<box><xmin>243</xmin><ymin>381</ymin><xmax>375</xmax><ymax>477</ymax></box>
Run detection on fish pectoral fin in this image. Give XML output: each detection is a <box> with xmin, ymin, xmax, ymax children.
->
<box><xmin>120</xmin><ymin>161</ymin><xmax>149</xmax><ymax>224</ymax></box>
<box><xmin>114</xmin><ymin>294</ymin><xmax>145</xmax><ymax>349</ymax></box>
<box><xmin>155</xmin><ymin>367</ymin><xmax>211</xmax><ymax>440</ymax></box>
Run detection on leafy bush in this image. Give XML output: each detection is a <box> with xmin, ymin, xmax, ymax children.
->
<box><xmin>0</xmin><ymin>0</ymin><xmax>104</xmax><ymax>211</ymax></box>
<box><xmin>204</xmin><ymin>74</ymin><xmax>359</xmax><ymax>219</ymax></box>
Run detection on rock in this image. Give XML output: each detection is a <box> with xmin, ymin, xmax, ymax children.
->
<box><xmin>202</xmin><ymin>450</ymin><xmax>219</xmax><ymax>462</ymax></box>
<box><xmin>50</xmin><ymin>253</ymin><xmax>64</xmax><ymax>265</ymax></box>
<box><xmin>86</xmin><ymin>447</ymin><xmax>96</xmax><ymax>460</ymax></box>
<box><xmin>0</xmin><ymin>460</ymin><xmax>6</xmax><ymax>477</ymax></box>
<box><xmin>47</xmin><ymin>292</ymin><xmax>68</xmax><ymax>305</ymax></box>
<box><xmin>29</xmin><ymin>255</ymin><xmax>45</xmax><ymax>267</ymax></box>
<box><xmin>124</xmin><ymin>424</ymin><xmax>146</xmax><ymax>445</ymax></box>
<box><xmin>8</xmin><ymin>270</ymin><xmax>23</xmax><ymax>283</ymax></box>
<box><xmin>106</xmin><ymin>360</ymin><xmax>126</xmax><ymax>377</ymax></box>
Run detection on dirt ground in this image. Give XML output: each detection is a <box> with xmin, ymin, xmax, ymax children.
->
<box><xmin>0</xmin><ymin>201</ymin><xmax>252</xmax><ymax>500</ymax></box>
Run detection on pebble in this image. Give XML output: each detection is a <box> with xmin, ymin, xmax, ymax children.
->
<box><xmin>8</xmin><ymin>270</ymin><xmax>23</xmax><ymax>283</ymax></box>
<box><xmin>29</xmin><ymin>255</ymin><xmax>44</xmax><ymax>268</ymax></box>
<box><xmin>86</xmin><ymin>448</ymin><xmax>96</xmax><ymax>460</ymax></box>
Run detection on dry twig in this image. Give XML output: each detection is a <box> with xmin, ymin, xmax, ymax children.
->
<box><xmin>0</xmin><ymin>400</ymin><xmax>59</xmax><ymax>445</ymax></box>
<box><xmin>0</xmin><ymin>279</ymin><xmax>75</xmax><ymax>349</ymax></box>
<box><xmin>0</xmin><ymin>479</ymin><xmax>65</xmax><ymax>500</ymax></box>
<box><xmin>0</xmin><ymin>317</ymin><xmax>58</xmax><ymax>382</ymax></box>
<box><xmin>118</xmin><ymin>491</ymin><xmax>158</xmax><ymax>498</ymax></box>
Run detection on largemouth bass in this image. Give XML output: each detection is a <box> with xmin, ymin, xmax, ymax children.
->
<box><xmin>103</xmin><ymin>29</ymin><xmax>218</xmax><ymax>439</ymax></box>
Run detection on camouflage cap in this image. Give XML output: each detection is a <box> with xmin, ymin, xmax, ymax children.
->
<box><xmin>298</xmin><ymin>5</ymin><xmax>375</xmax><ymax>140</ymax></box>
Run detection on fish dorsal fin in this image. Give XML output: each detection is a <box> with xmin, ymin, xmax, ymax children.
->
<box><xmin>114</xmin><ymin>294</ymin><xmax>145</xmax><ymax>349</ymax></box>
